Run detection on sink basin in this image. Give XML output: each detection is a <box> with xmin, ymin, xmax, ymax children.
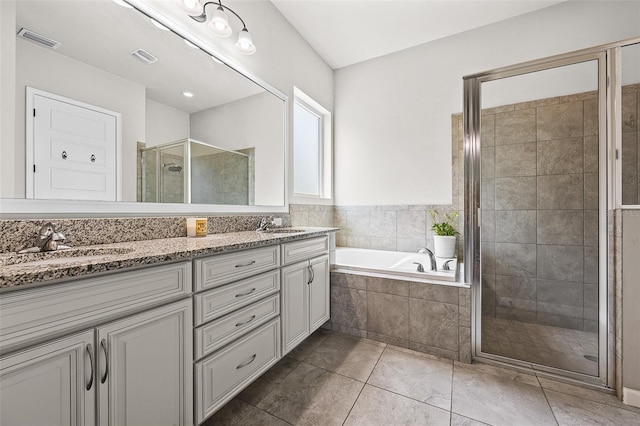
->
<box><xmin>258</xmin><ymin>228</ymin><xmax>306</xmax><ymax>234</ymax></box>
<box><xmin>1</xmin><ymin>247</ymin><xmax>134</xmax><ymax>267</ymax></box>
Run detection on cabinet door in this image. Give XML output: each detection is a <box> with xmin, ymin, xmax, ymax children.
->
<box><xmin>309</xmin><ymin>255</ymin><xmax>330</xmax><ymax>333</ymax></box>
<box><xmin>281</xmin><ymin>262</ymin><xmax>310</xmax><ymax>355</ymax></box>
<box><xmin>0</xmin><ymin>330</ymin><xmax>95</xmax><ymax>426</ymax></box>
<box><xmin>97</xmin><ymin>299</ymin><xmax>193</xmax><ymax>426</ymax></box>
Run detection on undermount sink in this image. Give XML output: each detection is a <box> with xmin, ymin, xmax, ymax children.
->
<box><xmin>1</xmin><ymin>247</ymin><xmax>134</xmax><ymax>267</ymax></box>
<box><xmin>257</xmin><ymin>228</ymin><xmax>306</xmax><ymax>234</ymax></box>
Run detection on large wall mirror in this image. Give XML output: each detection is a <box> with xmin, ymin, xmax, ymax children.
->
<box><xmin>0</xmin><ymin>0</ymin><xmax>286</xmax><ymax>214</ymax></box>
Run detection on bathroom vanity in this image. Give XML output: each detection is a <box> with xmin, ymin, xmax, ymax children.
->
<box><xmin>0</xmin><ymin>228</ymin><xmax>335</xmax><ymax>426</ymax></box>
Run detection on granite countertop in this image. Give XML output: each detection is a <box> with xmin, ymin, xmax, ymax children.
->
<box><xmin>0</xmin><ymin>227</ymin><xmax>337</xmax><ymax>289</ymax></box>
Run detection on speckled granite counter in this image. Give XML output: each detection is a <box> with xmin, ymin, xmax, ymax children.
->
<box><xmin>0</xmin><ymin>228</ymin><xmax>337</xmax><ymax>289</ymax></box>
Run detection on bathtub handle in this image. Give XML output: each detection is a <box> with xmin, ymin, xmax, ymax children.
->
<box><xmin>413</xmin><ymin>262</ymin><xmax>425</xmax><ymax>273</ymax></box>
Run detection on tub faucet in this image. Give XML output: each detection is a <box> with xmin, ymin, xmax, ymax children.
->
<box><xmin>417</xmin><ymin>247</ymin><xmax>437</xmax><ymax>271</ymax></box>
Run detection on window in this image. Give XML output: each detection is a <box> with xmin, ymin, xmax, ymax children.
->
<box><xmin>293</xmin><ymin>88</ymin><xmax>332</xmax><ymax>200</ymax></box>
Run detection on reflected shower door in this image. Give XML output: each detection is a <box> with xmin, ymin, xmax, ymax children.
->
<box><xmin>477</xmin><ymin>56</ymin><xmax>606</xmax><ymax>378</ymax></box>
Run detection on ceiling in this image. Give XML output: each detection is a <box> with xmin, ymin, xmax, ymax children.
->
<box><xmin>271</xmin><ymin>0</ymin><xmax>564</xmax><ymax>69</ymax></box>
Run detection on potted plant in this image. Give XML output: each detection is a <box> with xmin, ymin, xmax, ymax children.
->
<box><xmin>428</xmin><ymin>210</ymin><xmax>459</xmax><ymax>258</ymax></box>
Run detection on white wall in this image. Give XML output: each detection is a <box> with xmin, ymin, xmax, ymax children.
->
<box><xmin>334</xmin><ymin>1</ymin><xmax>640</xmax><ymax>206</ymax></box>
<box><xmin>145</xmin><ymin>99</ymin><xmax>190</xmax><ymax>147</ymax></box>
<box><xmin>190</xmin><ymin>92</ymin><xmax>284</xmax><ymax>206</ymax></box>
<box><xmin>0</xmin><ymin>1</ymin><xmax>17</xmax><ymax>199</ymax></box>
<box><xmin>11</xmin><ymin>40</ymin><xmax>146</xmax><ymax>202</ymax></box>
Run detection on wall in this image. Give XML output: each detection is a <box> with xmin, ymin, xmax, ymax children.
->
<box><xmin>0</xmin><ymin>1</ymin><xmax>16</xmax><ymax>199</ymax></box>
<box><xmin>333</xmin><ymin>1</ymin><xmax>640</xmax><ymax>206</ymax></box>
<box><xmin>479</xmin><ymin>90</ymin><xmax>599</xmax><ymax>332</ymax></box>
<box><xmin>191</xmin><ymin>92</ymin><xmax>284</xmax><ymax>206</ymax></box>
<box><xmin>145</xmin><ymin>99</ymin><xmax>190</xmax><ymax>147</ymax></box>
<box><xmin>12</xmin><ymin>40</ymin><xmax>146</xmax><ymax>202</ymax></box>
<box><xmin>623</xmin><ymin>212</ymin><xmax>640</xmax><ymax>395</ymax></box>
<box><xmin>622</xmin><ymin>85</ymin><xmax>640</xmax><ymax>205</ymax></box>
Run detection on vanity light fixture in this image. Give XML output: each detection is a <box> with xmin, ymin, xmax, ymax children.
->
<box><xmin>175</xmin><ymin>0</ymin><xmax>256</xmax><ymax>55</ymax></box>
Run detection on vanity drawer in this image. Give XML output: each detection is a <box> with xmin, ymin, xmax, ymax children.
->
<box><xmin>194</xmin><ymin>294</ymin><xmax>279</xmax><ymax>359</ymax></box>
<box><xmin>194</xmin><ymin>245</ymin><xmax>280</xmax><ymax>291</ymax></box>
<box><xmin>0</xmin><ymin>261</ymin><xmax>191</xmax><ymax>354</ymax></box>
<box><xmin>194</xmin><ymin>269</ymin><xmax>280</xmax><ymax>326</ymax></box>
<box><xmin>195</xmin><ymin>318</ymin><xmax>280</xmax><ymax>424</ymax></box>
<box><xmin>281</xmin><ymin>236</ymin><xmax>329</xmax><ymax>265</ymax></box>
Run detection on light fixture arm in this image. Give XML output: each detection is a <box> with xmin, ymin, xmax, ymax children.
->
<box><xmin>189</xmin><ymin>0</ymin><xmax>248</xmax><ymax>30</ymax></box>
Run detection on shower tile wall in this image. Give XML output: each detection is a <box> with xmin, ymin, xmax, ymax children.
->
<box><xmin>481</xmin><ymin>90</ymin><xmax>600</xmax><ymax>332</ymax></box>
<box><xmin>621</xmin><ymin>84</ymin><xmax>640</xmax><ymax>205</ymax></box>
<box><xmin>191</xmin><ymin>150</ymin><xmax>251</xmax><ymax>205</ymax></box>
<box><xmin>160</xmin><ymin>153</ymin><xmax>185</xmax><ymax>203</ymax></box>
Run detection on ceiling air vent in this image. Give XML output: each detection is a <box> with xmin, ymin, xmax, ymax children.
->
<box><xmin>17</xmin><ymin>28</ymin><xmax>61</xmax><ymax>49</ymax></box>
<box><xmin>130</xmin><ymin>48</ymin><xmax>158</xmax><ymax>64</ymax></box>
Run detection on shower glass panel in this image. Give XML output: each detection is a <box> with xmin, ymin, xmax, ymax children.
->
<box><xmin>479</xmin><ymin>59</ymin><xmax>601</xmax><ymax>376</ymax></box>
<box><xmin>621</xmin><ymin>43</ymin><xmax>640</xmax><ymax>206</ymax></box>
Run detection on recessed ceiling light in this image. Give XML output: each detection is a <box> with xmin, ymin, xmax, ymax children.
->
<box><xmin>112</xmin><ymin>0</ymin><xmax>132</xmax><ymax>8</ymax></box>
<box><xmin>182</xmin><ymin>91</ymin><xmax>194</xmax><ymax>98</ymax></box>
<box><xmin>184</xmin><ymin>39</ymin><xmax>199</xmax><ymax>49</ymax></box>
<box><xmin>150</xmin><ymin>18</ymin><xmax>169</xmax><ymax>31</ymax></box>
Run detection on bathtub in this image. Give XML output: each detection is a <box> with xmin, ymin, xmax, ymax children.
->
<box><xmin>333</xmin><ymin>247</ymin><xmax>459</xmax><ymax>283</ymax></box>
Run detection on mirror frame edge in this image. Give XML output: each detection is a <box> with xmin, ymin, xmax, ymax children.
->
<box><xmin>1</xmin><ymin>0</ymin><xmax>290</xmax><ymax>219</ymax></box>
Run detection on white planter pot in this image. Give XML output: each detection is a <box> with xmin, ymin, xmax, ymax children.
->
<box><xmin>434</xmin><ymin>235</ymin><xmax>457</xmax><ymax>258</ymax></box>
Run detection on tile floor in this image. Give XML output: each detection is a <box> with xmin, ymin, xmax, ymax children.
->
<box><xmin>482</xmin><ymin>316</ymin><xmax>599</xmax><ymax>376</ymax></box>
<box><xmin>204</xmin><ymin>329</ymin><xmax>640</xmax><ymax>426</ymax></box>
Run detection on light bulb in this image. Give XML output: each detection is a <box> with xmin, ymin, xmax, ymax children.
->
<box><xmin>175</xmin><ymin>0</ymin><xmax>201</xmax><ymax>14</ymax></box>
<box><xmin>235</xmin><ymin>28</ymin><xmax>256</xmax><ymax>55</ymax></box>
<box><xmin>209</xmin><ymin>7</ymin><xmax>232</xmax><ymax>37</ymax></box>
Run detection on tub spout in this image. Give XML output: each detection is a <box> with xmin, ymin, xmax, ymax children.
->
<box><xmin>417</xmin><ymin>247</ymin><xmax>437</xmax><ymax>271</ymax></box>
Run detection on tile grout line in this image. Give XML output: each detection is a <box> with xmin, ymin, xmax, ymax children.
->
<box><xmin>536</xmin><ymin>373</ymin><xmax>561</xmax><ymax>426</ymax></box>
<box><xmin>340</xmin><ymin>343</ymin><xmax>387</xmax><ymax>426</ymax></box>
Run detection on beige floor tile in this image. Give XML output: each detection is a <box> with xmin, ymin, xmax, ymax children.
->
<box><xmin>202</xmin><ymin>398</ymin><xmax>261</xmax><ymax>426</ymax></box>
<box><xmin>304</xmin><ymin>333</ymin><xmax>385</xmax><ymax>381</ymax></box>
<box><xmin>368</xmin><ymin>348</ymin><xmax>453</xmax><ymax>410</ymax></box>
<box><xmin>539</xmin><ymin>377</ymin><xmax>640</xmax><ymax>414</ymax></box>
<box><xmin>545</xmin><ymin>389</ymin><xmax>640</xmax><ymax>425</ymax></box>
<box><xmin>450</xmin><ymin>413</ymin><xmax>490</xmax><ymax>426</ymax></box>
<box><xmin>453</xmin><ymin>360</ymin><xmax>540</xmax><ymax>387</ymax></box>
<box><xmin>237</xmin><ymin>356</ymin><xmax>301</xmax><ymax>405</ymax></box>
<box><xmin>452</xmin><ymin>365</ymin><xmax>557</xmax><ymax>425</ymax></box>
<box><xmin>286</xmin><ymin>329</ymin><xmax>331</xmax><ymax>361</ymax></box>
<box><xmin>344</xmin><ymin>385</ymin><xmax>450</xmax><ymax>426</ymax></box>
<box><xmin>257</xmin><ymin>362</ymin><xmax>364</xmax><ymax>426</ymax></box>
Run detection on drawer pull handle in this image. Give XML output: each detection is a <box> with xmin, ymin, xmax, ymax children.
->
<box><xmin>235</xmin><ymin>315</ymin><xmax>256</xmax><ymax>327</ymax></box>
<box><xmin>86</xmin><ymin>344</ymin><xmax>94</xmax><ymax>391</ymax></box>
<box><xmin>236</xmin><ymin>354</ymin><xmax>257</xmax><ymax>369</ymax></box>
<box><xmin>235</xmin><ymin>260</ymin><xmax>256</xmax><ymax>268</ymax></box>
<box><xmin>100</xmin><ymin>339</ymin><xmax>109</xmax><ymax>384</ymax></box>
<box><xmin>235</xmin><ymin>287</ymin><xmax>256</xmax><ymax>298</ymax></box>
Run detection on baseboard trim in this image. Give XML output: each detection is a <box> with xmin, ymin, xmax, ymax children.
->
<box><xmin>623</xmin><ymin>387</ymin><xmax>640</xmax><ymax>408</ymax></box>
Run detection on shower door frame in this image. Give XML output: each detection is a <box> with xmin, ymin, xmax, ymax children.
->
<box><xmin>462</xmin><ymin>40</ymin><xmax>635</xmax><ymax>388</ymax></box>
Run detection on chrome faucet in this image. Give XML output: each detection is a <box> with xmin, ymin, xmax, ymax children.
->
<box><xmin>256</xmin><ymin>216</ymin><xmax>275</xmax><ymax>231</ymax></box>
<box><xmin>417</xmin><ymin>247</ymin><xmax>437</xmax><ymax>271</ymax></box>
<box><xmin>18</xmin><ymin>222</ymin><xmax>71</xmax><ymax>253</ymax></box>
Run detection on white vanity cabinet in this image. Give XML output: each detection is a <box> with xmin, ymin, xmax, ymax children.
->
<box><xmin>193</xmin><ymin>246</ymin><xmax>282</xmax><ymax>425</ymax></box>
<box><xmin>0</xmin><ymin>262</ymin><xmax>193</xmax><ymax>426</ymax></box>
<box><xmin>281</xmin><ymin>237</ymin><xmax>330</xmax><ymax>355</ymax></box>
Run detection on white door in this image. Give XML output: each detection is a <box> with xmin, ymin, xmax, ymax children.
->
<box><xmin>97</xmin><ymin>299</ymin><xmax>193</xmax><ymax>426</ymax></box>
<box><xmin>281</xmin><ymin>262</ymin><xmax>310</xmax><ymax>354</ymax></box>
<box><xmin>0</xmin><ymin>330</ymin><xmax>96</xmax><ymax>426</ymax></box>
<box><xmin>28</xmin><ymin>88</ymin><xmax>119</xmax><ymax>201</ymax></box>
<box><xmin>309</xmin><ymin>255</ymin><xmax>330</xmax><ymax>333</ymax></box>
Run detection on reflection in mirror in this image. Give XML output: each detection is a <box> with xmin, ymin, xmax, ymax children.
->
<box><xmin>2</xmin><ymin>0</ymin><xmax>285</xmax><ymax>207</ymax></box>
<box><xmin>621</xmin><ymin>42</ymin><xmax>640</xmax><ymax>205</ymax></box>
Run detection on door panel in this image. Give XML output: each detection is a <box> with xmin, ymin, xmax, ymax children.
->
<box><xmin>309</xmin><ymin>255</ymin><xmax>330</xmax><ymax>332</ymax></box>
<box><xmin>281</xmin><ymin>262</ymin><xmax>309</xmax><ymax>354</ymax></box>
<box><xmin>0</xmin><ymin>330</ymin><xmax>95</xmax><ymax>426</ymax></box>
<box><xmin>32</xmin><ymin>91</ymin><xmax>117</xmax><ymax>201</ymax></box>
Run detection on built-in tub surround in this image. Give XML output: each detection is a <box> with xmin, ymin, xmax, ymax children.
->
<box><xmin>0</xmin><ymin>214</ymin><xmax>292</xmax><ymax>254</ymax></box>
<box><xmin>325</xmin><ymin>270</ymin><xmax>471</xmax><ymax>362</ymax></box>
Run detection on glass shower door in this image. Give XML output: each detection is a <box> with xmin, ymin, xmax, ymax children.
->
<box><xmin>471</xmin><ymin>54</ymin><xmax>607</xmax><ymax>380</ymax></box>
